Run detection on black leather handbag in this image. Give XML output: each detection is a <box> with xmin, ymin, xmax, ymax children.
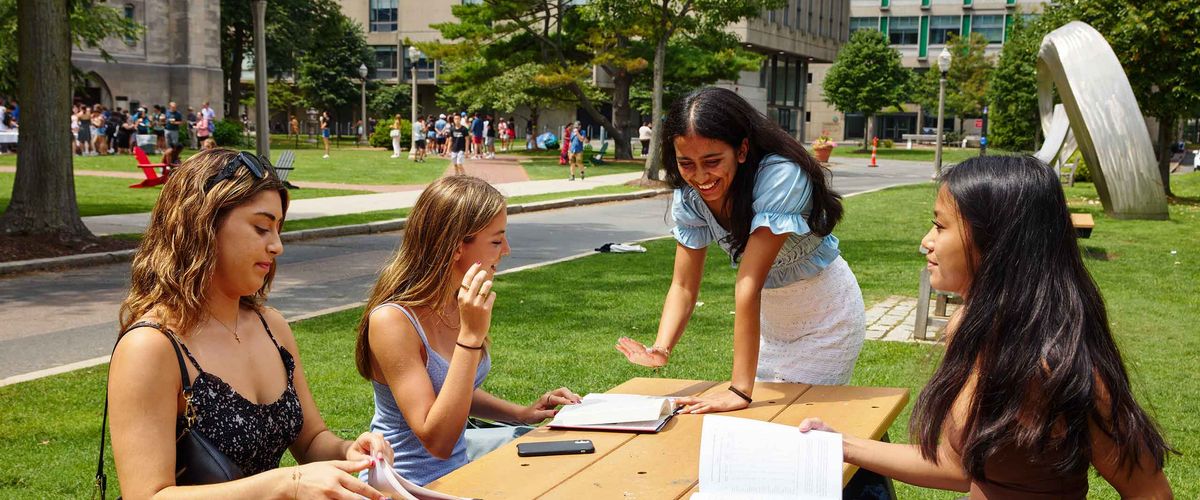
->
<box><xmin>95</xmin><ymin>323</ymin><xmax>244</xmax><ymax>499</ymax></box>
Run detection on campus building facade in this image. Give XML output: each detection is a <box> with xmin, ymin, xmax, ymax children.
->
<box><xmin>804</xmin><ymin>0</ymin><xmax>1046</xmax><ymax>143</ymax></box>
<box><xmin>71</xmin><ymin>0</ymin><xmax>224</xmax><ymax>118</ymax></box>
<box><xmin>338</xmin><ymin>0</ymin><xmax>848</xmax><ymax>141</ymax></box>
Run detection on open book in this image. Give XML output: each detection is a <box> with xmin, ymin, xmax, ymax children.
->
<box><xmin>367</xmin><ymin>459</ymin><xmax>471</xmax><ymax>500</ymax></box>
<box><xmin>547</xmin><ymin>393</ymin><xmax>679</xmax><ymax>433</ymax></box>
<box><xmin>691</xmin><ymin>415</ymin><xmax>843</xmax><ymax>500</ymax></box>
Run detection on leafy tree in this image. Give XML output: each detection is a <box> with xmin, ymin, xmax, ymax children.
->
<box><xmin>987</xmin><ymin>14</ymin><xmax>1044</xmax><ymax>152</ymax></box>
<box><xmin>0</xmin><ymin>0</ymin><xmax>142</xmax><ymax>96</ymax></box>
<box><xmin>295</xmin><ymin>15</ymin><xmax>373</xmax><ymax>117</ymax></box>
<box><xmin>369</xmin><ymin>83</ymin><xmax>412</xmax><ymax>119</ymax></box>
<box><xmin>628</xmin><ymin>24</ymin><xmax>763</xmax><ymax>118</ymax></box>
<box><xmin>0</xmin><ymin>0</ymin><xmax>93</xmax><ymax>244</ymax></box>
<box><xmin>1041</xmin><ymin>0</ymin><xmax>1200</xmax><ymax>197</ymax></box>
<box><xmin>911</xmin><ymin>33</ymin><xmax>993</xmax><ymax>133</ymax></box>
<box><xmin>220</xmin><ymin>0</ymin><xmax>343</xmax><ymax>118</ymax></box>
<box><xmin>823</xmin><ymin>29</ymin><xmax>910</xmax><ymax>146</ymax></box>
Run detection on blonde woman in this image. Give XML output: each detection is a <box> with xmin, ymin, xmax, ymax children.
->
<box><xmin>390</xmin><ymin>114</ymin><xmax>403</xmax><ymax>158</ymax></box>
<box><xmin>355</xmin><ymin>175</ymin><xmax>580</xmax><ymax>486</ymax></box>
<box><xmin>106</xmin><ymin>148</ymin><xmax>392</xmax><ymax>499</ymax></box>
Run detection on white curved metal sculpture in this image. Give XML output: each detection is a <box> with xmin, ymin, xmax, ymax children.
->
<box><xmin>1036</xmin><ymin>21</ymin><xmax>1167</xmax><ymax>219</ymax></box>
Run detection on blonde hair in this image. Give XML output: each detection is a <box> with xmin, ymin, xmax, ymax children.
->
<box><xmin>201</xmin><ymin>138</ymin><xmax>217</xmax><ymax>150</ymax></box>
<box><xmin>355</xmin><ymin>176</ymin><xmax>505</xmax><ymax>379</ymax></box>
<box><xmin>392</xmin><ymin>114</ymin><xmax>403</xmax><ymax>129</ymax></box>
<box><xmin>119</xmin><ymin>148</ymin><xmax>289</xmax><ymax>336</ymax></box>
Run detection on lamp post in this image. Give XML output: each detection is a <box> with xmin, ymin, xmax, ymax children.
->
<box><xmin>358</xmin><ymin>63</ymin><xmax>368</xmax><ymax>145</ymax></box>
<box><xmin>251</xmin><ymin>0</ymin><xmax>269</xmax><ymax>159</ymax></box>
<box><xmin>934</xmin><ymin>47</ymin><xmax>952</xmax><ymax>179</ymax></box>
<box><xmin>407</xmin><ymin>46</ymin><xmax>421</xmax><ymax>160</ymax></box>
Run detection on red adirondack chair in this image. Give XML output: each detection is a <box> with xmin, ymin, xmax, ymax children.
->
<box><xmin>130</xmin><ymin>146</ymin><xmax>170</xmax><ymax>188</ymax></box>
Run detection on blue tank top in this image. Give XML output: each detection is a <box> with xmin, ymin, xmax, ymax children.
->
<box><xmin>366</xmin><ymin>304</ymin><xmax>491</xmax><ymax>486</ymax></box>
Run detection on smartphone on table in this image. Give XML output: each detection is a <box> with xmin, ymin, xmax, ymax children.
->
<box><xmin>516</xmin><ymin>439</ymin><xmax>595</xmax><ymax>457</ymax></box>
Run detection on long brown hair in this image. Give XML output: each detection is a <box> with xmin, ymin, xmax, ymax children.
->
<box><xmin>355</xmin><ymin>176</ymin><xmax>506</xmax><ymax>379</ymax></box>
<box><xmin>119</xmin><ymin>148</ymin><xmax>289</xmax><ymax>336</ymax></box>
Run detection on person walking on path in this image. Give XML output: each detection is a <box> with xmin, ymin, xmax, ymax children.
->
<box><xmin>413</xmin><ymin>116</ymin><xmax>427</xmax><ymax>162</ymax></box>
<box><xmin>568</xmin><ymin>123</ymin><xmax>586</xmax><ymax>181</ymax></box>
<box><xmin>615</xmin><ymin>87</ymin><xmax>864</xmax><ymax>413</ymax></box>
<box><xmin>449</xmin><ymin>114</ymin><xmax>468</xmax><ymax>176</ymax></box>
<box><xmin>639</xmin><ymin>120</ymin><xmax>653</xmax><ymax>157</ymax></box>
<box><xmin>320</xmin><ymin>111</ymin><xmax>331</xmax><ymax>159</ymax></box>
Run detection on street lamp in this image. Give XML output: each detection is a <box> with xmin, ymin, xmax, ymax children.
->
<box><xmin>407</xmin><ymin>46</ymin><xmax>422</xmax><ymax>160</ymax></box>
<box><xmin>934</xmin><ymin>47</ymin><xmax>952</xmax><ymax>179</ymax></box>
<box><xmin>358</xmin><ymin>63</ymin><xmax>368</xmax><ymax>145</ymax></box>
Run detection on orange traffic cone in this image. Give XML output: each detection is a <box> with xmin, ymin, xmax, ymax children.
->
<box><xmin>869</xmin><ymin>137</ymin><xmax>878</xmax><ymax>167</ymax></box>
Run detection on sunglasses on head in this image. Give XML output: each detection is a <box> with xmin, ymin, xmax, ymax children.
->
<box><xmin>204</xmin><ymin>152</ymin><xmax>270</xmax><ymax>192</ymax></box>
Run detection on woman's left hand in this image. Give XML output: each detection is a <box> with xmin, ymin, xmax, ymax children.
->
<box><xmin>674</xmin><ymin>390</ymin><xmax>750</xmax><ymax>414</ymax></box>
<box><xmin>520</xmin><ymin>387</ymin><xmax>583</xmax><ymax>424</ymax></box>
<box><xmin>346</xmin><ymin>431</ymin><xmax>394</xmax><ymax>466</ymax></box>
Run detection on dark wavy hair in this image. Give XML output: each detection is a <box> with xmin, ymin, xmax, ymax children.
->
<box><xmin>911</xmin><ymin>155</ymin><xmax>1170</xmax><ymax>481</ymax></box>
<box><xmin>660</xmin><ymin>87</ymin><xmax>842</xmax><ymax>260</ymax></box>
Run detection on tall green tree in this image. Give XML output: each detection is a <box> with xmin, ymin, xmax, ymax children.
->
<box><xmin>295</xmin><ymin>15</ymin><xmax>373</xmax><ymax>118</ymax></box>
<box><xmin>0</xmin><ymin>0</ymin><xmax>91</xmax><ymax>243</ymax></box>
<box><xmin>220</xmin><ymin>0</ymin><xmax>343</xmax><ymax>118</ymax></box>
<box><xmin>987</xmin><ymin>14</ymin><xmax>1044</xmax><ymax>152</ymax></box>
<box><xmin>1042</xmin><ymin>0</ymin><xmax>1200</xmax><ymax>197</ymax></box>
<box><xmin>0</xmin><ymin>0</ymin><xmax>141</xmax><ymax>96</ymax></box>
<box><xmin>628</xmin><ymin>29</ymin><xmax>763</xmax><ymax>117</ymax></box>
<box><xmin>823</xmin><ymin>29</ymin><xmax>910</xmax><ymax>146</ymax></box>
<box><xmin>912</xmin><ymin>32</ymin><xmax>994</xmax><ymax>131</ymax></box>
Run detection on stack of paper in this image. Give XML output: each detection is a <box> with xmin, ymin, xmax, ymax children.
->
<box><xmin>692</xmin><ymin>415</ymin><xmax>843</xmax><ymax>500</ymax></box>
<box><xmin>547</xmin><ymin>393</ymin><xmax>678</xmax><ymax>433</ymax></box>
<box><xmin>367</xmin><ymin>460</ymin><xmax>469</xmax><ymax>500</ymax></box>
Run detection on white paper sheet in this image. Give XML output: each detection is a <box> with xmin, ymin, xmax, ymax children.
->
<box><xmin>695</xmin><ymin>415</ymin><xmax>842</xmax><ymax>500</ymax></box>
<box><xmin>366</xmin><ymin>460</ymin><xmax>469</xmax><ymax>500</ymax></box>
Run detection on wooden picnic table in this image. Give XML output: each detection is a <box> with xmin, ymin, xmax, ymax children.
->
<box><xmin>428</xmin><ymin>377</ymin><xmax>909</xmax><ymax>499</ymax></box>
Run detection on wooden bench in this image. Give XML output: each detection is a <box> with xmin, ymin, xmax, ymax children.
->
<box><xmin>273</xmin><ymin>150</ymin><xmax>298</xmax><ymax>189</ymax></box>
<box><xmin>1071</xmin><ymin>212</ymin><xmax>1094</xmax><ymax>239</ymax></box>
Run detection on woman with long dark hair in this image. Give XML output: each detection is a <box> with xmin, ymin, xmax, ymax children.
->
<box><xmin>616</xmin><ymin>86</ymin><xmax>864</xmax><ymax>413</ymax></box>
<box><xmin>800</xmin><ymin>155</ymin><xmax>1172</xmax><ymax>497</ymax></box>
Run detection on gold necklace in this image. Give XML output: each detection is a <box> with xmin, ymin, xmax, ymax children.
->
<box><xmin>210</xmin><ymin>310</ymin><xmax>241</xmax><ymax>343</ymax></box>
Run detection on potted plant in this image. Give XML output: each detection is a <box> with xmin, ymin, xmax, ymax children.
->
<box><xmin>812</xmin><ymin>135</ymin><xmax>836</xmax><ymax>163</ymax></box>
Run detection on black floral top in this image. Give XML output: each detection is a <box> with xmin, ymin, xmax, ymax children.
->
<box><xmin>152</xmin><ymin>312</ymin><xmax>304</xmax><ymax>476</ymax></box>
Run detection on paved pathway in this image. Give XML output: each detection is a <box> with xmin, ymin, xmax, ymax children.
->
<box><xmin>863</xmin><ymin>295</ymin><xmax>958</xmax><ymax>343</ymax></box>
<box><xmin>0</xmin><ymin>157</ymin><xmax>937</xmax><ymax>383</ymax></box>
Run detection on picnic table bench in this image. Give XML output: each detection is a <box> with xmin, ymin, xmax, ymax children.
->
<box><xmin>428</xmin><ymin>377</ymin><xmax>909</xmax><ymax>498</ymax></box>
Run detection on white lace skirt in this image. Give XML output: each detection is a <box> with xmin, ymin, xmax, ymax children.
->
<box><xmin>756</xmin><ymin>256</ymin><xmax>865</xmax><ymax>385</ymax></box>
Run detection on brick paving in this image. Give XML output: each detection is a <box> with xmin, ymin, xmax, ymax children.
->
<box><xmin>864</xmin><ymin>295</ymin><xmax>958</xmax><ymax>343</ymax></box>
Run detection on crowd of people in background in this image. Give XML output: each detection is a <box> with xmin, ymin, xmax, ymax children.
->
<box><xmin>68</xmin><ymin>100</ymin><xmax>217</xmax><ymax>164</ymax></box>
<box><xmin>0</xmin><ymin>97</ymin><xmax>19</xmax><ymax>154</ymax></box>
<box><xmin>389</xmin><ymin>111</ymin><xmax>522</xmax><ymax>164</ymax></box>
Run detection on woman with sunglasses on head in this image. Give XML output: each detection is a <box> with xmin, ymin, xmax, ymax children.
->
<box><xmin>355</xmin><ymin>175</ymin><xmax>580</xmax><ymax>486</ymax></box>
<box><xmin>616</xmin><ymin>87</ymin><xmax>864</xmax><ymax>414</ymax></box>
<box><xmin>800</xmin><ymin>156</ymin><xmax>1173</xmax><ymax>498</ymax></box>
<box><xmin>106</xmin><ymin>149</ymin><xmax>393</xmax><ymax>499</ymax></box>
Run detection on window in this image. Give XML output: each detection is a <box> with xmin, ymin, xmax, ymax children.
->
<box><xmin>888</xmin><ymin>16</ymin><xmax>919</xmax><ymax>45</ymax></box>
<box><xmin>123</xmin><ymin>4</ymin><xmax>136</xmax><ymax>45</ymax></box>
<box><xmin>807</xmin><ymin>72</ymin><xmax>813</xmax><ymax>84</ymax></box>
<box><xmin>403</xmin><ymin>46</ymin><xmax>436</xmax><ymax>81</ymax></box>
<box><xmin>805</xmin><ymin>111</ymin><xmax>811</xmax><ymax>122</ymax></box>
<box><xmin>369</xmin><ymin>0</ymin><xmax>397</xmax><ymax>32</ymax></box>
<box><xmin>373</xmin><ymin>46</ymin><xmax>398</xmax><ymax>79</ymax></box>
<box><xmin>973</xmin><ymin>15</ymin><xmax>1005</xmax><ymax>43</ymax></box>
<box><xmin>850</xmin><ymin>17</ymin><xmax>878</xmax><ymax>32</ymax></box>
<box><xmin>782</xmin><ymin>0</ymin><xmax>790</xmax><ymax>27</ymax></box>
<box><xmin>929</xmin><ymin>15</ymin><xmax>960</xmax><ymax>45</ymax></box>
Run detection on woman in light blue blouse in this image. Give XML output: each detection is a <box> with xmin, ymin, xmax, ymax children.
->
<box><xmin>616</xmin><ymin>87</ymin><xmax>866</xmax><ymax>413</ymax></box>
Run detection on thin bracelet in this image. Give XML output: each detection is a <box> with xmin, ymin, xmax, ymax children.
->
<box><xmin>728</xmin><ymin>385</ymin><xmax>753</xmax><ymax>404</ymax></box>
<box><xmin>456</xmin><ymin>340</ymin><xmax>484</xmax><ymax>350</ymax></box>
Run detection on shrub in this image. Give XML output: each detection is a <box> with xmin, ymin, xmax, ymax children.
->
<box><xmin>881</xmin><ymin>139</ymin><xmax>894</xmax><ymax>149</ymax></box>
<box><xmin>369</xmin><ymin>119</ymin><xmax>410</xmax><ymax>148</ymax></box>
<box><xmin>1070</xmin><ymin>151</ymin><xmax>1091</xmax><ymax>182</ymax></box>
<box><xmin>213</xmin><ymin>119</ymin><xmax>245</xmax><ymax>147</ymax></box>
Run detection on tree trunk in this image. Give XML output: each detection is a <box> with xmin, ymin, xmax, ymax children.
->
<box><xmin>565</xmin><ymin>82</ymin><xmax>622</xmax><ymax>154</ymax></box>
<box><xmin>227</xmin><ymin>27</ymin><xmax>245</xmax><ymax>120</ymax></box>
<box><xmin>1156</xmin><ymin>114</ymin><xmax>1175</xmax><ymax>197</ymax></box>
<box><xmin>610</xmin><ymin>68</ymin><xmax>633</xmax><ymax>160</ymax></box>
<box><xmin>642</xmin><ymin>32</ymin><xmax>668</xmax><ymax>181</ymax></box>
<box><xmin>863</xmin><ymin>114</ymin><xmax>873</xmax><ymax>151</ymax></box>
<box><xmin>0</xmin><ymin>0</ymin><xmax>94</xmax><ymax>244</ymax></box>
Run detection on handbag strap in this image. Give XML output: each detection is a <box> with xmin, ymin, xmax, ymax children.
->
<box><xmin>95</xmin><ymin>322</ymin><xmax>191</xmax><ymax>500</ymax></box>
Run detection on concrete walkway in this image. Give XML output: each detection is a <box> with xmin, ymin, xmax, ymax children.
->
<box><xmin>83</xmin><ymin>171</ymin><xmax>643</xmax><ymax>235</ymax></box>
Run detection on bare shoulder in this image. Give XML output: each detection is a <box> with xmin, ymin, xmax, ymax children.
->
<box><xmin>110</xmin><ymin>326</ymin><xmax>181</xmax><ymax>391</ymax></box>
<box><xmin>258</xmin><ymin>306</ymin><xmax>297</xmax><ymax>352</ymax></box>
<box><xmin>367</xmin><ymin>305</ymin><xmax>423</xmax><ymax>353</ymax></box>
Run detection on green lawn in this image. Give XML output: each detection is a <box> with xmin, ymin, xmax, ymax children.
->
<box><xmin>1</xmin><ymin>175</ymin><xmax>1196</xmax><ymax>497</ymax></box>
<box><xmin>825</xmin><ymin>144</ymin><xmax>1019</xmax><ymax>164</ymax></box>
<box><xmin>0</xmin><ymin>149</ymin><xmax>448</xmax><ymax>186</ymax></box>
<box><xmin>0</xmin><ymin>172</ymin><xmax>365</xmax><ymax>218</ymax></box>
<box><xmin>519</xmin><ymin>158</ymin><xmax>645</xmax><ymax>181</ymax></box>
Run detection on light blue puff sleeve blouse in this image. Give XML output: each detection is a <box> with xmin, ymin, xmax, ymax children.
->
<box><xmin>670</xmin><ymin>154</ymin><xmax>841</xmax><ymax>289</ymax></box>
